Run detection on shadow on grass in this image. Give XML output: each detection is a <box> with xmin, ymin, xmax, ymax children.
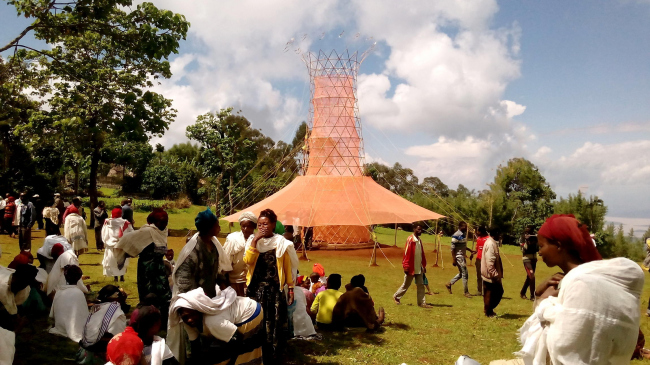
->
<box><xmin>14</xmin><ymin>317</ymin><xmax>80</xmax><ymax>365</ymax></box>
<box><xmin>499</xmin><ymin>313</ymin><xmax>528</xmax><ymax>320</ymax></box>
<box><xmin>430</xmin><ymin>303</ymin><xmax>452</xmax><ymax>308</ymax></box>
<box><xmin>383</xmin><ymin>321</ymin><xmax>411</xmax><ymax>330</ymax></box>
<box><xmin>284</xmin><ymin>329</ymin><xmax>385</xmax><ymax>364</ymax></box>
<box><xmin>80</xmin><ymin>263</ymin><xmax>101</xmax><ymax>266</ymax></box>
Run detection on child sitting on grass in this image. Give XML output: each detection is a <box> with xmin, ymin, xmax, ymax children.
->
<box><xmin>310</xmin><ymin>274</ymin><xmax>342</xmax><ymax>330</ymax></box>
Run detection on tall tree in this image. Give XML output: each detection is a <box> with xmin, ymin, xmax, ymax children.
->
<box><xmin>554</xmin><ymin>192</ymin><xmax>607</xmax><ymax>233</ymax></box>
<box><xmin>7</xmin><ymin>0</ymin><xmax>189</xmax><ymax>222</ymax></box>
<box><xmin>187</xmin><ymin>108</ymin><xmax>261</xmax><ymax>215</ymax></box>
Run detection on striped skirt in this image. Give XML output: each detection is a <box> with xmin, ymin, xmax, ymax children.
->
<box><xmin>215</xmin><ymin>306</ymin><xmax>264</xmax><ymax>365</ymax></box>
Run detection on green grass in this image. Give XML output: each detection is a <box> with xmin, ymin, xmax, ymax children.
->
<box><xmin>2</xmin><ymin>213</ymin><xmax>650</xmax><ymax>365</ymax></box>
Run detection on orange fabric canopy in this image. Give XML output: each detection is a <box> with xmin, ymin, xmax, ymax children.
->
<box><xmin>222</xmin><ymin>175</ymin><xmax>444</xmax><ymax>226</ymax></box>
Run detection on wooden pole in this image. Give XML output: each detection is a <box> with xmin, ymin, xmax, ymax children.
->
<box><xmin>394</xmin><ymin>223</ymin><xmax>398</xmax><ymax>247</ymax></box>
<box><xmin>433</xmin><ymin>220</ymin><xmax>440</xmax><ymax>267</ymax></box>
<box><xmin>299</xmin><ymin>227</ymin><xmax>309</xmax><ymax>261</ymax></box>
<box><xmin>370</xmin><ymin>241</ymin><xmax>379</xmax><ymax>266</ymax></box>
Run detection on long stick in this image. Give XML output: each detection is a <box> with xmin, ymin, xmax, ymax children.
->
<box><xmin>394</xmin><ymin>223</ymin><xmax>397</xmax><ymax>247</ymax></box>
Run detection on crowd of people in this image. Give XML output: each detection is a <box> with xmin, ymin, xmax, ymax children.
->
<box><xmin>0</xmin><ymin>191</ymin><xmax>648</xmax><ymax>365</ymax></box>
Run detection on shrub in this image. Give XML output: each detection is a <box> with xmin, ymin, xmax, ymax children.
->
<box><xmin>141</xmin><ymin>165</ymin><xmax>181</xmax><ymax>199</ymax></box>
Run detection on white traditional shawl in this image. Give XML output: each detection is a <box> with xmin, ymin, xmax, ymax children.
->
<box><xmin>115</xmin><ymin>224</ymin><xmax>168</xmax><ymax>257</ymax></box>
<box><xmin>245</xmin><ymin>234</ymin><xmax>300</xmax><ymax>281</ymax></box>
<box><xmin>0</xmin><ymin>266</ymin><xmax>30</xmax><ymax>315</ymax></box>
<box><xmin>172</xmin><ymin>233</ymin><xmax>232</xmax><ymax>290</ymax></box>
<box><xmin>42</xmin><ymin>207</ymin><xmax>60</xmax><ymax>225</ymax></box>
<box><xmin>37</xmin><ymin>235</ymin><xmax>72</xmax><ymax>259</ymax></box>
<box><xmin>223</xmin><ymin>231</ymin><xmax>250</xmax><ymax>257</ymax></box>
<box><xmin>150</xmin><ymin>336</ymin><xmax>174</xmax><ymax>365</ymax></box>
<box><xmin>516</xmin><ymin>257</ymin><xmax>643</xmax><ymax>365</ymax></box>
<box><xmin>64</xmin><ymin>213</ymin><xmax>88</xmax><ymax>251</ymax></box>
<box><xmin>0</xmin><ymin>326</ymin><xmax>15</xmax><ymax>365</ymax></box>
<box><xmin>49</xmin><ymin>284</ymin><xmax>89</xmax><ymax>343</ymax></box>
<box><xmin>101</xmin><ymin>218</ymin><xmax>134</xmax><ymax>277</ymax></box>
<box><xmin>168</xmin><ymin>285</ymin><xmax>237</xmax><ymax>359</ymax></box>
<box><xmin>44</xmin><ymin>250</ymin><xmax>88</xmax><ymax>295</ymax></box>
<box><xmin>81</xmin><ymin>302</ymin><xmax>126</xmax><ymax>347</ymax></box>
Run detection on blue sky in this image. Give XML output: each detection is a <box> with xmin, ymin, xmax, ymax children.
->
<box><xmin>1</xmin><ymin>0</ymin><xmax>649</xmax><ymax>230</ymax></box>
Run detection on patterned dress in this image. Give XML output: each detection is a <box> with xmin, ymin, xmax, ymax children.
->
<box><xmin>137</xmin><ymin>243</ymin><xmax>172</xmax><ymax>304</ymax></box>
<box><xmin>246</xmin><ymin>249</ymin><xmax>287</xmax><ymax>364</ymax></box>
<box><xmin>175</xmin><ymin>236</ymin><xmax>220</xmax><ymax>298</ymax></box>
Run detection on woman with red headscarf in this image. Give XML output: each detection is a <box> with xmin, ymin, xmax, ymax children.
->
<box><xmin>512</xmin><ymin>214</ymin><xmax>643</xmax><ymax>365</ymax></box>
<box><xmin>102</xmin><ymin>206</ymin><xmax>134</xmax><ymax>282</ymax></box>
<box><xmin>64</xmin><ymin>205</ymin><xmax>88</xmax><ymax>256</ymax></box>
<box><xmin>106</xmin><ymin>327</ymin><xmax>144</xmax><ymax>365</ymax></box>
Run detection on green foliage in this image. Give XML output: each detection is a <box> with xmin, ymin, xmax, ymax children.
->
<box><xmin>141</xmin><ymin>164</ymin><xmax>181</xmax><ymax>199</ymax></box>
<box><xmin>554</xmin><ymin>193</ymin><xmax>607</xmax><ymax>233</ymax></box>
<box><xmin>166</xmin><ymin>142</ymin><xmax>200</xmax><ymax>162</ymax></box>
<box><xmin>4</xmin><ymin>0</ymin><xmax>190</xmax><ymax>217</ymax></box>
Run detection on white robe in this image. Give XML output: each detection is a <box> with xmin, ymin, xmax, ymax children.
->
<box><xmin>0</xmin><ymin>266</ymin><xmax>30</xmax><ymax>315</ymax></box>
<box><xmin>516</xmin><ymin>257</ymin><xmax>644</xmax><ymax>365</ymax></box>
<box><xmin>37</xmin><ymin>235</ymin><xmax>72</xmax><ymax>259</ymax></box>
<box><xmin>223</xmin><ymin>231</ymin><xmax>251</xmax><ymax>284</ymax></box>
<box><xmin>81</xmin><ymin>302</ymin><xmax>126</xmax><ymax>347</ymax></box>
<box><xmin>0</xmin><ymin>326</ymin><xmax>15</xmax><ymax>365</ymax></box>
<box><xmin>101</xmin><ymin>218</ymin><xmax>133</xmax><ymax>277</ymax></box>
<box><xmin>44</xmin><ymin>250</ymin><xmax>88</xmax><ymax>296</ymax></box>
<box><xmin>49</xmin><ymin>284</ymin><xmax>89</xmax><ymax>342</ymax></box>
<box><xmin>144</xmin><ymin>336</ymin><xmax>174</xmax><ymax>365</ymax></box>
<box><xmin>290</xmin><ymin>285</ymin><xmax>316</xmax><ymax>337</ymax></box>
<box><xmin>64</xmin><ymin>213</ymin><xmax>88</xmax><ymax>252</ymax></box>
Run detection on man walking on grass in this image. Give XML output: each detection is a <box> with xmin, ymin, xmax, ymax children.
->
<box><xmin>446</xmin><ymin>222</ymin><xmax>475</xmax><ymax>298</ymax></box>
<box><xmin>393</xmin><ymin>225</ymin><xmax>433</xmax><ymax>308</ymax></box>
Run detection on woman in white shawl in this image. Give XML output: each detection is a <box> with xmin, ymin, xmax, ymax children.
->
<box><xmin>37</xmin><ymin>233</ymin><xmax>72</xmax><ymax>273</ymax></box>
<box><xmin>44</xmin><ymin>244</ymin><xmax>88</xmax><ymax>297</ymax></box>
<box><xmin>222</xmin><ymin>211</ymin><xmax>257</xmax><ymax>296</ymax></box>
<box><xmin>49</xmin><ymin>265</ymin><xmax>89</xmax><ymax>343</ymax></box>
<box><xmin>64</xmin><ymin>206</ymin><xmax>88</xmax><ymax>255</ymax></box>
<box><xmin>102</xmin><ymin>207</ymin><xmax>134</xmax><ymax>282</ymax></box>
<box><xmin>511</xmin><ymin>214</ymin><xmax>643</xmax><ymax>365</ymax></box>
<box><xmin>169</xmin><ymin>283</ymin><xmax>264</xmax><ymax>365</ymax></box>
<box><xmin>243</xmin><ymin>209</ymin><xmax>298</xmax><ymax>364</ymax></box>
<box><xmin>114</xmin><ymin>209</ymin><xmax>171</xmax><ymax>306</ymax></box>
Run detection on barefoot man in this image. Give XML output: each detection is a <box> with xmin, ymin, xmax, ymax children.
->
<box><xmin>393</xmin><ymin>225</ymin><xmax>433</xmax><ymax>308</ymax></box>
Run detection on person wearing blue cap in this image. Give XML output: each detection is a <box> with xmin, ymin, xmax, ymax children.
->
<box><xmin>168</xmin><ymin>207</ymin><xmax>232</xmax><ymax>361</ymax></box>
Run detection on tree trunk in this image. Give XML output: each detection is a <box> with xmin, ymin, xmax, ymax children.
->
<box><xmin>73</xmin><ymin>163</ymin><xmax>80</xmax><ymax>195</ymax></box>
<box><xmin>228</xmin><ymin>174</ymin><xmax>234</xmax><ymax>215</ymax></box>
<box><xmin>88</xmin><ymin>145</ymin><xmax>100</xmax><ymax>228</ymax></box>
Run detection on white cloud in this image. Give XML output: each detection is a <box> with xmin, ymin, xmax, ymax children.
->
<box><xmin>533</xmin><ymin>146</ymin><xmax>551</xmax><ymax>160</ymax></box>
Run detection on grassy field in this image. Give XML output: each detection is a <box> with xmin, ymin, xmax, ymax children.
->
<box><xmin>2</xmin><ymin>213</ymin><xmax>650</xmax><ymax>365</ymax></box>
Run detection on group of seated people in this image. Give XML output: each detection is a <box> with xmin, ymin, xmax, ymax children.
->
<box><xmin>296</xmin><ymin>264</ymin><xmax>385</xmax><ymax>332</ymax></box>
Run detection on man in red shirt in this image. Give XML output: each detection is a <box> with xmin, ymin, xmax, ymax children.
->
<box><xmin>474</xmin><ymin>226</ymin><xmax>489</xmax><ymax>296</ymax></box>
<box><xmin>393</xmin><ymin>225</ymin><xmax>432</xmax><ymax>308</ymax></box>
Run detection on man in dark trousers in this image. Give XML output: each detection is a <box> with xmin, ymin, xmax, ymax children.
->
<box><xmin>18</xmin><ymin>193</ymin><xmax>36</xmax><ymax>251</ymax></box>
<box><xmin>519</xmin><ymin>226</ymin><xmax>538</xmax><ymax>300</ymax></box>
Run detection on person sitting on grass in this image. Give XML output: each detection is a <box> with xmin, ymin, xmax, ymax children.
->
<box><xmin>131</xmin><ymin>305</ymin><xmax>177</xmax><ymax>365</ymax></box>
<box><xmin>49</xmin><ymin>265</ymin><xmax>89</xmax><ymax>343</ymax></box>
<box><xmin>45</xmin><ymin>243</ymin><xmax>89</xmax><ymax>298</ymax></box>
<box><xmin>105</xmin><ymin>326</ymin><xmax>144</xmax><ymax>365</ymax></box>
<box><xmin>332</xmin><ymin>274</ymin><xmax>384</xmax><ymax>331</ymax></box>
<box><xmin>76</xmin><ymin>285</ymin><xmax>128</xmax><ymax>365</ymax></box>
<box><xmin>311</xmin><ymin>273</ymin><xmax>343</xmax><ymax>330</ymax></box>
<box><xmin>309</xmin><ymin>271</ymin><xmax>325</xmax><ymax>295</ymax></box>
<box><xmin>510</xmin><ymin>214</ymin><xmax>642</xmax><ymax>364</ymax></box>
<box><xmin>0</xmin><ymin>263</ymin><xmax>38</xmax><ymax>365</ymax></box>
<box><xmin>170</xmin><ymin>282</ymin><xmax>264</xmax><ymax>365</ymax></box>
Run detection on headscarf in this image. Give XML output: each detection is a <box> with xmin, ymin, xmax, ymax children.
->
<box><xmin>195</xmin><ymin>207</ymin><xmax>218</xmax><ymax>234</ymax></box>
<box><xmin>296</xmin><ymin>275</ymin><xmax>305</xmax><ymax>286</ymax></box>
<box><xmin>68</xmin><ymin>206</ymin><xmax>80</xmax><ymax>215</ymax></box>
<box><xmin>8</xmin><ymin>251</ymin><xmax>33</xmax><ymax>269</ymax></box>
<box><xmin>274</xmin><ymin>221</ymin><xmax>285</xmax><ymax>235</ymax></box>
<box><xmin>7</xmin><ymin>196</ymin><xmax>14</xmax><ymax>203</ymax></box>
<box><xmin>538</xmin><ymin>214</ymin><xmax>602</xmax><ymax>263</ymax></box>
<box><xmin>111</xmin><ymin>208</ymin><xmax>122</xmax><ymax>219</ymax></box>
<box><xmin>106</xmin><ymin>327</ymin><xmax>143</xmax><ymax>365</ymax></box>
<box><xmin>147</xmin><ymin>208</ymin><xmax>168</xmax><ymax>226</ymax></box>
<box><xmin>238</xmin><ymin>211</ymin><xmax>257</xmax><ymax>224</ymax></box>
<box><xmin>51</xmin><ymin>243</ymin><xmax>65</xmax><ymax>258</ymax></box>
<box><xmin>313</xmin><ymin>263</ymin><xmax>325</xmax><ymax>277</ymax></box>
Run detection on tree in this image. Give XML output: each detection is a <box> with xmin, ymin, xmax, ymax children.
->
<box><xmin>187</xmin><ymin>108</ymin><xmax>261</xmax><ymax>215</ymax></box>
<box><xmin>489</xmin><ymin>158</ymin><xmax>556</xmax><ymax>242</ymax></box>
<box><xmin>420</xmin><ymin>177</ymin><xmax>450</xmax><ymax>198</ymax></box>
<box><xmin>554</xmin><ymin>192</ymin><xmax>607</xmax><ymax>233</ymax></box>
<box><xmin>166</xmin><ymin>142</ymin><xmax>200</xmax><ymax>162</ymax></box>
<box><xmin>7</xmin><ymin>0</ymin><xmax>189</xmax><ymax>223</ymax></box>
<box><xmin>141</xmin><ymin>164</ymin><xmax>181</xmax><ymax>199</ymax></box>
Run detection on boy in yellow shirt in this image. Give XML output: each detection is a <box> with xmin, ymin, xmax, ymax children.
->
<box><xmin>311</xmin><ymin>273</ymin><xmax>342</xmax><ymax>330</ymax></box>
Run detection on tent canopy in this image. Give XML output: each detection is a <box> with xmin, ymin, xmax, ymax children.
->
<box><xmin>222</xmin><ymin>175</ymin><xmax>444</xmax><ymax>226</ymax></box>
